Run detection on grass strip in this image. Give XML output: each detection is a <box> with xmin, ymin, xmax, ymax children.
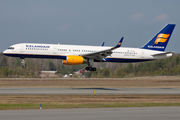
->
<box><xmin>1</xmin><ymin>103</ymin><xmax>180</xmax><ymax>110</ymax></box>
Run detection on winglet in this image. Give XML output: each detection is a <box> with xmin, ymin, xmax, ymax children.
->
<box><xmin>116</xmin><ymin>37</ymin><xmax>123</xmax><ymax>48</ymax></box>
<box><xmin>111</xmin><ymin>37</ymin><xmax>124</xmax><ymax>50</ymax></box>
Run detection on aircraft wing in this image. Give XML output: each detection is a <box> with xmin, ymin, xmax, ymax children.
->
<box><xmin>81</xmin><ymin>37</ymin><xmax>124</xmax><ymax>61</ymax></box>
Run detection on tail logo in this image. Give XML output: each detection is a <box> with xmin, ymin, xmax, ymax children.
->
<box><xmin>118</xmin><ymin>42</ymin><xmax>121</xmax><ymax>45</ymax></box>
<box><xmin>154</xmin><ymin>34</ymin><xmax>170</xmax><ymax>44</ymax></box>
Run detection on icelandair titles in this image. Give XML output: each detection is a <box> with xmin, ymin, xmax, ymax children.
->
<box><xmin>26</xmin><ymin>45</ymin><xmax>50</xmax><ymax>48</ymax></box>
<box><xmin>148</xmin><ymin>45</ymin><xmax>164</xmax><ymax>49</ymax></box>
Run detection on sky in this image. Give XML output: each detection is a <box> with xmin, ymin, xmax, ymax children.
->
<box><xmin>0</xmin><ymin>0</ymin><xmax>180</xmax><ymax>53</ymax></box>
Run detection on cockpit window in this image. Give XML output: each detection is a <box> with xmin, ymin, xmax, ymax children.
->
<box><xmin>8</xmin><ymin>47</ymin><xmax>14</xmax><ymax>50</ymax></box>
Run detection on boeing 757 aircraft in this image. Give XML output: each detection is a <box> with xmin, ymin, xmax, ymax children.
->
<box><xmin>3</xmin><ymin>24</ymin><xmax>175</xmax><ymax>71</ymax></box>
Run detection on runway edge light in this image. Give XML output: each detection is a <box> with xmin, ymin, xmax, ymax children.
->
<box><xmin>40</xmin><ymin>104</ymin><xmax>42</xmax><ymax>109</ymax></box>
<box><xmin>94</xmin><ymin>90</ymin><xmax>96</xmax><ymax>95</ymax></box>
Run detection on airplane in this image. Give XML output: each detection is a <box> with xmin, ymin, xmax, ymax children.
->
<box><xmin>3</xmin><ymin>24</ymin><xmax>175</xmax><ymax>71</ymax></box>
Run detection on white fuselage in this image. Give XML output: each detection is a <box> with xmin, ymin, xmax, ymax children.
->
<box><xmin>3</xmin><ymin>43</ymin><xmax>173</xmax><ymax>63</ymax></box>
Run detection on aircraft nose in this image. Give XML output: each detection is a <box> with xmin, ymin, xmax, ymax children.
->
<box><xmin>3</xmin><ymin>50</ymin><xmax>8</xmax><ymax>54</ymax></box>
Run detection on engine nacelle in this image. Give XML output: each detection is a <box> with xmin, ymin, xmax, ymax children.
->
<box><xmin>62</xmin><ymin>55</ymin><xmax>87</xmax><ymax>65</ymax></box>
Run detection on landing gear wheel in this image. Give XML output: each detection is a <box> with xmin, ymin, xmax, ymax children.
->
<box><xmin>92</xmin><ymin>67</ymin><xmax>96</xmax><ymax>71</ymax></box>
<box><xmin>21</xmin><ymin>58</ymin><xmax>26</xmax><ymax>68</ymax></box>
<box><xmin>85</xmin><ymin>67</ymin><xmax>96</xmax><ymax>71</ymax></box>
<box><xmin>22</xmin><ymin>64</ymin><xmax>26</xmax><ymax>68</ymax></box>
<box><xmin>85</xmin><ymin>67</ymin><xmax>89</xmax><ymax>71</ymax></box>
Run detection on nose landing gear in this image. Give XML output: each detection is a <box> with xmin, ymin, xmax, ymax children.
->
<box><xmin>20</xmin><ymin>58</ymin><xmax>26</xmax><ymax>68</ymax></box>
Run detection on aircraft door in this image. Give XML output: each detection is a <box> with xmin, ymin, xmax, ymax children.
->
<box><xmin>20</xmin><ymin>45</ymin><xmax>24</xmax><ymax>53</ymax></box>
<box><xmin>53</xmin><ymin>47</ymin><xmax>57</xmax><ymax>54</ymax></box>
<box><xmin>141</xmin><ymin>50</ymin><xmax>145</xmax><ymax>58</ymax></box>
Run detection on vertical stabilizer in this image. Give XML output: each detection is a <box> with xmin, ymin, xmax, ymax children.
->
<box><xmin>142</xmin><ymin>24</ymin><xmax>175</xmax><ymax>51</ymax></box>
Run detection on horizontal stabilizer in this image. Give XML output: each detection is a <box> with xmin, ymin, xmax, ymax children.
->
<box><xmin>151</xmin><ymin>52</ymin><xmax>175</xmax><ymax>56</ymax></box>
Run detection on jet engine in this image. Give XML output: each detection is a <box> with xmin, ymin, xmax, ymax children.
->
<box><xmin>62</xmin><ymin>55</ymin><xmax>87</xmax><ymax>65</ymax></box>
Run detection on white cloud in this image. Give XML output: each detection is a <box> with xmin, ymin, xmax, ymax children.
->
<box><xmin>154</xmin><ymin>14</ymin><xmax>168</xmax><ymax>21</ymax></box>
<box><xmin>129</xmin><ymin>13</ymin><xmax>144</xmax><ymax>21</ymax></box>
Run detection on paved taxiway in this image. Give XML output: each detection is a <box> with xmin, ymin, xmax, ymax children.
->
<box><xmin>1</xmin><ymin>107</ymin><xmax>180</xmax><ymax>120</ymax></box>
<box><xmin>0</xmin><ymin>87</ymin><xmax>180</xmax><ymax>95</ymax></box>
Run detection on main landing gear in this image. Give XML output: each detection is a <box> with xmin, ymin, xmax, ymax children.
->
<box><xmin>85</xmin><ymin>59</ymin><xmax>96</xmax><ymax>71</ymax></box>
<box><xmin>85</xmin><ymin>66</ymin><xmax>96</xmax><ymax>71</ymax></box>
<box><xmin>20</xmin><ymin>58</ymin><xmax>26</xmax><ymax>68</ymax></box>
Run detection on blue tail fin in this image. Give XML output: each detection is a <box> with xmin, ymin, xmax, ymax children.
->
<box><xmin>142</xmin><ymin>24</ymin><xmax>175</xmax><ymax>51</ymax></box>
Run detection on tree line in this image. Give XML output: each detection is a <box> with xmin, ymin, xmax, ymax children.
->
<box><xmin>85</xmin><ymin>54</ymin><xmax>180</xmax><ymax>78</ymax></box>
<box><xmin>0</xmin><ymin>53</ymin><xmax>85</xmax><ymax>77</ymax></box>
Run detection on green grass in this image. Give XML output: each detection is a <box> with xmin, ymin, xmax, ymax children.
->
<box><xmin>1</xmin><ymin>103</ymin><xmax>180</xmax><ymax>110</ymax></box>
<box><xmin>0</xmin><ymin>103</ymin><xmax>38</xmax><ymax>110</ymax></box>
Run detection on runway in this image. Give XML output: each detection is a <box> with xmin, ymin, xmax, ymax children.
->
<box><xmin>0</xmin><ymin>107</ymin><xmax>180</xmax><ymax>120</ymax></box>
<box><xmin>0</xmin><ymin>87</ymin><xmax>180</xmax><ymax>95</ymax></box>
<box><xmin>1</xmin><ymin>84</ymin><xmax>180</xmax><ymax>119</ymax></box>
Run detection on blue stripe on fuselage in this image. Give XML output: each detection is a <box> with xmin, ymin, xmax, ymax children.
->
<box><xmin>95</xmin><ymin>58</ymin><xmax>154</xmax><ymax>63</ymax></box>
